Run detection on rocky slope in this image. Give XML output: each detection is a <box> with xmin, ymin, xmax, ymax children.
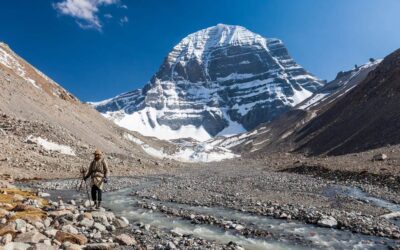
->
<box><xmin>94</xmin><ymin>24</ymin><xmax>324</xmax><ymax>141</ymax></box>
<box><xmin>0</xmin><ymin>42</ymin><xmax>180</xmax><ymax>178</ymax></box>
<box><xmin>213</xmin><ymin>58</ymin><xmax>382</xmax><ymax>156</ymax></box>
<box><xmin>295</xmin><ymin>49</ymin><xmax>400</xmax><ymax>155</ymax></box>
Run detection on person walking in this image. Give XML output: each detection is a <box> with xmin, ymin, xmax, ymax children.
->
<box><xmin>84</xmin><ymin>150</ymin><xmax>109</xmax><ymax>209</ymax></box>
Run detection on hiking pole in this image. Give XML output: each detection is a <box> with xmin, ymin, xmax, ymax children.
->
<box><xmin>80</xmin><ymin>167</ymin><xmax>93</xmax><ymax>208</ymax></box>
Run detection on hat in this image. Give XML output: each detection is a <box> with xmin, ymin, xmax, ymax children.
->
<box><xmin>94</xmin><ymin>150</ymin><xmax>102</xmax><ymax>155</ymax></box>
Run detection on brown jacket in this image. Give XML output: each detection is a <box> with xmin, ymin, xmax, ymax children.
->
<box><xmin>85</xmin><ymin>158</ymin><xmax>109</xmax><ymax>189</ymax></box>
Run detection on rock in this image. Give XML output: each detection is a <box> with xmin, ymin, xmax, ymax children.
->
<box><xmin>93</xmin><ymin>222</ymin><xmax>106</xmax><ymax>232</ymax></box>
<box><xmin>0</xmin><ymin>208</ymin><xmax>9</xmax><ymax>217</ymax></box>
<box><xmin>0</xmin><ymin>223</ymin><xmax>16</xmax><ymax>237</ymax></box>
<box><xmin>43</xmin><ymin>218</ymin><xmax>52</xmax><ymax>228</ymax></box>
<box><xmin>15</xmin><ymin>219</ymin><xmax>27</xmax><ymax>232</ymax></box>
<box><xmin>12</xmin><ymin>194</ymin><xmax>25</xmax><ymax>202</ymax></box>
<box><xmin>33</xmin><ymin>221</ymin><xmax>44</xmax><ymax>230</ymax></box>
<box><xmin>317</xmin><ymin>216</ymin><xmax>337</xmax><ymax>228</ymax></box>
<box><xmin>3</xmin><ymin>242</ymin><xmax>31</xmax><ymax>250</ymax></box>
<box><xmin>113</xmin><ymin>219</ymin><xmax>128</xmax><ymax>228</ymax></box>
<box><xmin>48</xmin><ymin>210</ymin><xmax>73</xmax><ymax>217</ymax></box>
<box><xmin>38</xmin><ymin>192</ymin><xmax>50</xmax><ymax>198</ymax></box>
<box><xmin>119</xmin><ymin>216</ymin><xmax>129</xmax><ymax>225</ymax></box>
<box><xmin>43</xmin><ymin>229</ymin><xmax>58</xmax><ymax>238</ymax></box>
<box><xmin>1</xmin><ymin>233</ymin><xmax>12</xmax><ymax>244</ymax></box>
<box><xmin>92</xmin><ymin>211</ymin><xmax>114</xmax><ymax>223</ymax></box>
<box><xmin>84</xmin><ymin>200</ymin><xmax>94</xmax><ymax>208</ymax></box>
<box><xmin>63</xmin><ymin>242</ymin><xmax>82</xmax><ymax>250</ymax></box>
<box><xmin>115</xmin><ymin>234</ymin><xmax>137</xmax><ymax>246</ymax></box>
<box><xmin>79</xmin><ymin>218</ymin><xmax>94</xmax><ymax>228</ymax></box>
<box><xmin>14</xmin><ymin>231</ymin><xmax>48</xmax><ymax>244</ymax></box>
<box><xmin>166</xmin><ymin>241</ymin><xmax>177</xmax><ymax>250</ymax></box>
<box><xmin>373</xmin><ymin>153</ymin><xmax>388</xmax><ymax>161</ymax></box>
<box><xmin>92</xmin><ymin>231</ymin><xmax>102</xmax><ymax>239</ymax></box>
<box><xmin>380</xmin><ymin>212</ymin><xmax>400</xmax><ymax>220</ymax></box>
<box><xmin>27</xmin><ymin>243</ymin><xmax>59</xmax><ymax>250</ymax></box>
<box><xmin>61</xmin><ymin>224</ymin><xmax>79</xmax><ymax>235</ymax></box>
<box><xmin>170</xmin><ymin>229</ymin><xmax>183</xmax><ymax>237</ymax></box>
<box><xmin>55</xmin><ymin>231</ymin><xmax>88</xmax><ymax>245</ymax></box>
<box><xmin>234</xmin><ymin>224</ymin><xmax>245</xmax><ymax>230</ymax></box>
<box><xmin>84</xmin><ymin>243</ymin><xmax>119</xmax><ymax>250</ymax></box>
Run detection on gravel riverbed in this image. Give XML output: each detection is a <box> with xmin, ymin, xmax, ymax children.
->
<box><xmin>26</xmin><ymin>163</ymin><xmax>400</xmax><ymax>249</ymax></box>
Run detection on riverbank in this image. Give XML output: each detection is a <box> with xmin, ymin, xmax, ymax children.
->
<box><xmin>26</xmin><ymin>162</ymin><xmax>400</xmax><ymax>249</ymax></box>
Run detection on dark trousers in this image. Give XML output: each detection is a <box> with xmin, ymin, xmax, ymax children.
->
<box><xmin>91</xmin><ymin>185</ymin><xmax>102</xmax><ymax>202</ymax></box>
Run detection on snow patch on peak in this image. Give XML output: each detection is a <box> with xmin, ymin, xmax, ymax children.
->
<box><xmin>170</xmin><ymin>24</ymin><xmax>270</xmax><ymax>64</ymax></box>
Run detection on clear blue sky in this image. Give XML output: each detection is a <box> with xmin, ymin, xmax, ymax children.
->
<box><xmin>1</xmin><ymin>0</ymin><xmax>399</xmax><ymax>102</ymax></box>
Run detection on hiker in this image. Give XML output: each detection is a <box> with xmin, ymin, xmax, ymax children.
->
<box><xmin>84</xmin><ymin>150</ymin><xmax>109</xmax><ymax>209</ymax></box>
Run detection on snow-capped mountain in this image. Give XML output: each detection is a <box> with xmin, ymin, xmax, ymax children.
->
<box><xmin>93</xmin><ymin>24</ymin><xmax>324</xmax><ymax>141</ymax></box>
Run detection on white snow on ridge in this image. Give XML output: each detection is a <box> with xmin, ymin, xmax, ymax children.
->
<box><xmin>27</xmin><ymin>136</ymin><xmax>75</xmax><ymax>156</ymax></box>
<box><xmin>0</xmin><ymin>45</ymin><xmax>38</xmax><ymax>89</ymax></box>
<box><xmin>297</xmin><ymin>60</ymin><xmax>382</xmax><ymax>110</ymax></box>
<box><xmin>124</xmin><ymin>132</ymin><xmax>237</xmax><ymax>162</ymax></box>
<box><xmin>297</xmin><ymin>93</ymin><xmax>330</xmax><ymax>110</ymax></box>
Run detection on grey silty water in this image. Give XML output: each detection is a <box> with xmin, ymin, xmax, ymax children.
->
<box><xmin>325</xmin><ymin>185</ymin><xmax>400</xmax><ymax>212</ymax></box>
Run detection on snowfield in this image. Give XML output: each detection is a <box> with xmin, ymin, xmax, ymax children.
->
<box><xmin>124</xmin><ymin>133</ymin><xmax>238</xmax><ymax>162</ymax></box>
<box><xmin>27</xmin><ymin>136</ymin><xmax>76</xmax><ymax>156</ymax></box>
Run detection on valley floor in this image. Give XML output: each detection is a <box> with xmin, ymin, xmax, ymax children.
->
<box><xmin>22</xmin><ymin>153</ymin><xmax>400</xmax><ymax>249</ymax></box>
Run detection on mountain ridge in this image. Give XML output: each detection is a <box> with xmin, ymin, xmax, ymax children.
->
<box><xmin>94</xmin><ymin>24</ymin><xmax>324</xmax><ymax>141</ymax></box>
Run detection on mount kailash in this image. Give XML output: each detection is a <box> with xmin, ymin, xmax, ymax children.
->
<box><xmin>93</xmin><ymin>24</ymin><xmax>324</xmax><ymax>141</ymax></box>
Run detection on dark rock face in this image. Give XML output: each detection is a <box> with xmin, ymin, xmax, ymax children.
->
<box><xmin>94</xmin><ymin>24</ymin><xmax>323</xmax><ymax>139</ymax></box>
<box><xmin>295</xmin><ymin>48</ymin><xmax>400</xmax><ymax>155</ymax></box>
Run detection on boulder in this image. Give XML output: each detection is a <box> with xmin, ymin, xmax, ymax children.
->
<box><xmin>15</xmin><ymin>219</ymin><xmax>27</xmax><ymax>232</ymax></box>
<box><xmin>317</xmin><ymin>216</ymin><xmax>337</xmax><ymax>228</ymax></box>
<box><xmin>380</xmin><ymin>211</ymin><xmax>400</xmax><ymax>220</ymax></box>
<box><xmin>0</xmin><ymin>223</ymin><xmax>16</xmax><ymax>237</ymax></box>
<box><xmin>1</xmin><ymin>233</ymin><xmax>12</xmax><ymax>244</ymax></box>
<box><xmin>12</xmin><ymin>194</ymin><xmax>25</xmax><ymax>202</ymax></box>
<box><xmin>48</xmin><ymin>210</ymin><xmax>73</xmax><ymax>217</ymax></box>
<box><xmin>113</xmin><ymin>219</ymin><xmax>128</xmax><ymax>229</ymax></box>
<box><xmin>93</xmin><ymin>222</ymin><xmax>106</xmax><ymax>232</ymax></box>
<box><xmin>83</xmin><ymin>200</ymin><xmax>94</xmax><ymax>208</ymax></box>
<box><xmin>115</xmin><ymin>234</ymin><xmax>136</xmax><ymax>246</ymax></box>
<box><xmin>27</xmin><ymin>243</ymin><xmax>58</xmax><ymax>250</ymax></box>
<box><xmin>91</xmin><ymin>211</ymin><xmax>114</xmax><ymax>223</ymax></box>
<box><xmin>14</xmin><ymin>231</ymin><xmax>48</xmax><ymax>244</ymax></box>
<box><xmin>3</xmin><ymin>242</ymin><xmax>31</xmax><ymax>250</ymax></box>
<box><xmin>43</xmin><ymin>229</ymin><xmax>58</xmax><ymax>238</ymax></box>
<box><xmin>0</xmin><ymin>208</ymin><xmax>9</xmax><ymax>217</ymax></box>
<box><xmin>63</xmin><ymin>242</ymin><xmax>82</xmax><ymax>250</ymax></box>
<box><xmin>79</xmin><ymin>218</ymin><xmax>94</xmax><ymax>228</ymax></box>
<box><xmin>373</xmin><ymin>153</ymin><xmax>388</xmax><ymax>161</ymax></box>
<box><xmin>55</xmin><ymin>231</ymin><xmax>88</xmax><ymax>245</ymax></box>
<box><xmin>84</xmin><ymin>243</ymin><xmax>119</xmax><ymax>250</ymax></box>
<box><xmin>61</xmin><ymin>225</ymin><xmax>79</xmax><ymax>235</ymax></box>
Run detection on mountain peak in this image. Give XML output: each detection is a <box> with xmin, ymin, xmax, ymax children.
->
<box><xmin>95</xmin><ymin>25</ymin><xmax>323</xmax><ymax>141</ymax></box>
<box><xmin>174</xmin><ymin>24</ymin><xmax>270</xmax><ymax>59</ymax></box>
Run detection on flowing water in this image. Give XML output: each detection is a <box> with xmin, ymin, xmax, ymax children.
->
<box><xmin>43</xmin><ymin>184</ymin><xmax>399</xmax><ymax>250</ymax></box>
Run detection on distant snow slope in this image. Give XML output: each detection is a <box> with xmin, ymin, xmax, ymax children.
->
<box><xmin>297</xmin><ymin>60</ymin><xmax>381</xmax><ymax>111</ymax></box>
<box><xmin>93</xmin><ymin>24</ymin><xmax>323</xmax><ymax>142</ymax></box>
